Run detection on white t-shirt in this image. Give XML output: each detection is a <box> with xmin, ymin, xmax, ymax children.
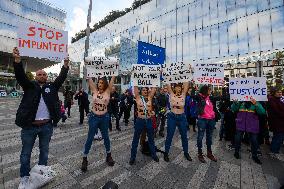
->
<box><xmin>35</xmin><ymin>94</ymin><xmax>50</xmax><ymax>120</ymax></box>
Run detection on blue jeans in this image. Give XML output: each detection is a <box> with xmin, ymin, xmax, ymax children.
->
<box><xmin>165</xmin><ymin>112</ymin><xmax>188</xmax><ymax>154</ymax></box>
<box><xmin>83</xmin><ymin>112</ymin><xmax>111</xmax><ymax>156</ymax></box>
<box><xmin>197</xmin><ymin>118</ymin><xmax>216</xmax><ymax>153</ymax></box>
<box><xmin>130</xmin><ymin>118</ymin><xmax>157</xmax><ymax>160</ymax></box>
<box><xmin>271</xmin><ymin>132</ymin><xmax>284</xmax><ymax>153</ymax></box>
<box><xmin>20</xmin><ymin>123</ymin><xmax>53</xmax><ymax>177</ymax></box>
<box><xmin>235</xmin><ymin>130</ymin><xmax>258</xmax><ymax>157</ymax></box>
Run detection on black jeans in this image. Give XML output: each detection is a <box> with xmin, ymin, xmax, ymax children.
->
<box><xmin>79</xmin><ymin>105</ymin><xmax>89</xmax><ymax>124</ymax></box>
<box><xmin>109</xmin><ymin>110</ymin><xmax>120</xmax><ymax>130</ymax></box>
<box><xmin>235</xmin><ymin>130</ymin><xmax>259</xmax><ymax>158</ymax></box>
<box><xmin>119</xmin><ymin>106</ymin><xmax>131</xmax><ymax>124</ymax></box>
<box><xmin>64</xmin><ymin>101</ymin><xmax>72</xmax><ymax>117</ymax></box>
<box><xmin>156</xmin><ymin>113</ymin><xmax>166</xmax><ymax>134</ymax></box>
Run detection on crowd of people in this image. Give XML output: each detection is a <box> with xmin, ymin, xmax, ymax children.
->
<box><xmin>12</xmin><ymin>47</ymin><xmax>284</xmax><ymax>189</ymax></box>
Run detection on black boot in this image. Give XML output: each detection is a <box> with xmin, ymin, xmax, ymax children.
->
<box><xmin>184</xmin><ymin>153</ymin><xmax>192</xmax><ymax>161</ymax></box>
<box><xmin>81</xmin><ymin>157</ymin><xmax>88</xmax><ymax>172</ymax></box>
<box><xmin>164</xmin><ymin>153</ymin><xmax>169</xmax><ymax>162</ymax></box>
<box><xmin>129</xmin><ymin>158</ymin><xmax>135</xmax><ymax>165</ymax></box>
<box><xmin>106</xmin><ymin>153</ymin><xmax>115</xmax><ymax>166</ymax></box>
<box><xmin>252</xmin><ymin>156</ymin><xmax>262</xmax><ymax>165</ymax></box>
<box><xmin>234</xmin><ymin>152</ymin><xmax>240</xmax><ymax>159</ymax></box>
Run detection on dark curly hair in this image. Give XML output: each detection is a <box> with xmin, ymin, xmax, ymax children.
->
<box><xmin>199</xmin><ymin>85</ymin><xmax>210</xmax><ymax>97</ymax></box>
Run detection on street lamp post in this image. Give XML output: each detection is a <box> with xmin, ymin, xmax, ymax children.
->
<box><xmin>82</xmin><ymin>0</ymin><xmax>92</xmax><ymax>91</ymax></box>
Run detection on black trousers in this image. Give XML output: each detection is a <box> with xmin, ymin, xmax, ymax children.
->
<box><xmin>79</xmin><ymin>105</ymin><xmax>89</xmax><ymax>124</ymax></box>
<box><xmin>156</xmin><ymin>113</ymin><xmax>166</xmax><ymax>134</ymax></box>
<box><xmin>64</xmin><ymin>101</ymin><xmax>72</xmax><ymax>117</ymax></box>
<box><xmin>109</xmin><ymin>110</ymin><xmax>120</xmax><ymax>130</ymax></box>
<box><xmin>119</xmin><ymin>106</ymin><xmax>131</xmax><ymax>124</ymax></box>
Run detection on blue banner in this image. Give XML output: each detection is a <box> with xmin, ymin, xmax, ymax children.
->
<box><xmin>137</xmin><ymin>41</ymin><xmax>165</xmax><ymax>65</ymax></box>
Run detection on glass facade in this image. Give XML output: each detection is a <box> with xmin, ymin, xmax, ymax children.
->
<box><xmin>0</xmin><ymin>0</ymin><xmax>66</xmax><ymax>53</ymax></box>
<box><xmin>70</xmin><ymin>0</ymin><xmax>284</xmax><ymax>66</ymax></box>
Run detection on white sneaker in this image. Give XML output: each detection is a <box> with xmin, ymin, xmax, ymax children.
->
<box><xmin>18</xmin><ymin>176</ymin><xmax>31</xmax><ymax>189</ymax></box>
<box><xmin>30</xmin><ymin>165</ymin><xmax>57</xmax><ymax>178</ymax></box>
<box><xmin>29</xmin><ymin>172</ymin><xmax>53</xmax><ymax>189</ymax></box>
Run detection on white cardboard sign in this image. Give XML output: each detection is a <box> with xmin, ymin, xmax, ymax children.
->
<box><xmin>17</xmin><ymin>24</ymin><xmax>68</xmax><ymax>61</ymax></box>
<box><xmin>85</xmin><ymin>56</ymin><xmax>119</xmax><ymax>78</ymax></box>
<box><xmin>229</xmin><ymin>77</ymin><xmax>268</xmax><ymax>101</ymax></box>
<box><xmin>162</xmin><ymin>62</ymin><xmax>193</xmax><ymax>84</ymax></box>
<box><xmin>131</xmin><ymin>64</ymin><xmax>161</xmax><ymax>87</ymax></box>
<box><xmin>193</xmin><ymin>63</ymin><xmax>224</xmax><ymax>85</ymax></box>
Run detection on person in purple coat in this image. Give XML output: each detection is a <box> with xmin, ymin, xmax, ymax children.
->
<box><xmin>231</xmin><ymin>98</ymin><xmax>266</xmax><ymax>164</ymax></box>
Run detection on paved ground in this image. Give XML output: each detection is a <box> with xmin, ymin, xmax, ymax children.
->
<box><xmin>0</xmin><ymin>96</ymin><xmax>284</xmax><ymax>189</ymax></box>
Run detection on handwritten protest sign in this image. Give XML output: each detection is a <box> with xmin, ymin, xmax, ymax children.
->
<box><xmin>17</xmin><ymin>23</ymin><xmax>68</xmax><ymax>61</ymax></box>
<box><xmin>162</xmin><ymin>62</ymin><xmax>193</xmax><ymax>83</ymax></box>
<box><xmin>229</xmin><ymin>77</ymin><xmax>267</xmax><ymax>101</ymax></box>
<box><xmin>85</xmin><ymin>56</ymin><xmax>119</xmax><ymax>78</ymax></box>
<box><xmin>137</xmin><ymin>41</ymin><xmax>165</xmax><ymax>65</ymax></box>
<box><xmin>131</xmin><ymin>64</ymin><xmax>161</xmax><ymax>87</ymax></box>
<box><xmin>193</xmin><ymin>63</ymin><xmax>224</xmax><ymax>85</ymax></box>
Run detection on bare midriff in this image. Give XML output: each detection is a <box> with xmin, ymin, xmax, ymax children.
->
<box><xmin>170</xmin><ymin>94</ymin><xmax>185</xmax><ymax>114</ymax></box>
<box><xmin>92</xmin><ymin>90</ymin><xmax>110</xmax><ymax>115</ymax></box>
<box><xmin>136</xmin><ymin>97</ymin><xmax>153</xmax><ymax>119</ymax></box>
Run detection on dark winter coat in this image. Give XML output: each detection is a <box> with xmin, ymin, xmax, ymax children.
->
<box><xmin>14</xmin><ymin>62</ymin><xmax>68</xmax><ymax>128</ymax></box>
<box><xmin>267</xmin><ymin>96</ymin><xmax>284</xmax><ymax>133</ymax></box>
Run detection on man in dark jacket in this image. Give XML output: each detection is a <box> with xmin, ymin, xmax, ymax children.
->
<box><xmin>13</xmin><ymin>47</ymin><xmax>69</xmax><ymax>188</ymax></box>
<box><xmin>119</xmin><ymin>89</ymin><xmax>134</xmax><ymax>126</ymax></box>
<box><xmin>74</xmin><ymin>88</ymin><xmax>90</xmax><ymax>125</ymax></box>
<box><xmin>63</xmin><ymin>86</ymin><xmax>74</xmax><ymax>117</ymax></box>
<box><xmin>108</xmin><ymin>86</ymin><xmax>121</xmax><ymax>131</ymax></box>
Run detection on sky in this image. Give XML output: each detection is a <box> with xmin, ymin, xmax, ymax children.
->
<box><xmin>44</xmin><ymin>0</ymin><xmax>133</xmax><ymax>73</ymax></box>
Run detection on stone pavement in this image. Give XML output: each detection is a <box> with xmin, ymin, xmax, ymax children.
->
<box><xmin>0</xmin><ymin>97</ymin><xmax>284</xmax><ymax>189</ymax></box>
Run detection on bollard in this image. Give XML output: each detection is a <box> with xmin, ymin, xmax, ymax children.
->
<box><xmin>102</xmin><ymin>181</ymin><xmax>118</xmax><ymax>189</ymax></box>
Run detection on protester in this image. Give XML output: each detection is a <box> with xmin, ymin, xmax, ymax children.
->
<box><xmin>119</xmin><ymin>89</ymin><xmax>134</xmax><ymax>126</ymax></box>
<box><xmin>74</xmin><ymin>88</ymin><xmax>90</xmax><ymax>125</ymax></box>
<box><xmin>13</xmin><ymin>47</ymin><xmax>69</xmax><ymax>189</ymax></box>
<box><xmin>196</xmin><ymin>85</ymin><xmax>218</xmax><ymax>163</ymax></box>
<box><xmin>164</xmin><ymin>82</ymin><xmax>192</xmax><ymax>162</ymax></box>
<box><xmin>59</xmin><ymin>100</ymin><xmax>67</xmax><ymax>123</ymax></box>
<box><xmin>63</xmin><ymin>86</ymin><xmax>74</xmax><ymax>118</ymax></box>
<box><xmin>185</xmin><ymin>88</ymin><xmax>198</xmax><ymax>132</ymax></box>
<box><xmin>155</xmin><ymin>87</ymin><xmax>168</xmax><ymax>137</ymax></box>
<box><xmin>218</xmin><ymin>87</ymin><xmax>231</xmax><ymax>141</ymax></box>
<box><xmin>129</xmin><ymin>87</ymin><xmax>159</xmax><ymax>165</ymax></box>
<box><xmin>231</xmin><ymin>98</ymin><xmax>266</xmax><ymax>164</ymax></box>
<box><xmin>81</xmin><ymin>77</ymin><xmax>116</xmax><ymax>172</ymax></box>
<box><xmin>267</xmin><ymin>87</ymin><xmax>284</xmax><ymax>154</ymax></box>
<box><xmin>109</xmin><ymin>86</ymin><xmax>121</xmax><ymax>131</ymax></box>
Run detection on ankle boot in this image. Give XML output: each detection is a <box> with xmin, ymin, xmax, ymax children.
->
<box><xmin>164</xmin><ymin>153</ymin><xmax>169</xmax><ymax>162</ymax></box>
<box><xmin>207</xmin><ymin>151</ymin><xmax>217</xmax><ymax>162</ymax></box>
<box><xmin>81</xmin><ymin>157</ymin><xmax>88</xmax><ymax>172</ymax></box>
<box><xmin>106</xmin><ymin>153</ymin><xmax>115</xmax><ymax>166</ymax></box>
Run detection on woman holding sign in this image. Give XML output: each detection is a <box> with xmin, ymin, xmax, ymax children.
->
<box><xmin>164</xmin><ymin>82</ymin><xmax>192</xmax><ymax>162</ymax></box>
<box><xmin>129</xmin><ymin>87</ymin><xmax>159</xmax><ymax>165</ymax></box>
<box><xmin>81</xmin><ymin>77</ymin><xmax>116</xmax><ymax>172</ymax></box>
<box><xmin>231</xmin><ymin>98</ymin><xmax>265</xmax><ymax>164</ymax></box>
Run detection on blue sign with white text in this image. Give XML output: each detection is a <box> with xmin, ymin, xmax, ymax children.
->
<box><xmin>137</xmin><ymin>41</ymin><xmax>165</xmax><ymax>65</ymax></box>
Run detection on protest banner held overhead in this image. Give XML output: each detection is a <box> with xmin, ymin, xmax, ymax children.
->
<box><xmin>193</xmin><ymin>63</ymin><xmax>224</xmax><ymax>85</ymax></box>
<box><xmin>131</xmin><ymin>64</ymin><xmax>161</xmax><ymax>87</ymax></box>
<box><xmin>162</xmin><ymin>62</ymin><xmax>193</xmax><ymax>84</ymax></box>
<box><xmin>85</xmin><ymin>56</ymin><xmax>119</xmax><ymax>78</ymax></box>
<box><xmin>17</xmin><ymin>23</ymin><xmax>68</xmax><ymax>61</ymax></box>
<box><xmin>137</xmin><ymin>41</ymin><xmax>165</xmax><ymax>65</ymax></box>
<box><xmin>229</xmin><ymin>77</ymin><xmax>268</xmax><ymax>101</ymax></box>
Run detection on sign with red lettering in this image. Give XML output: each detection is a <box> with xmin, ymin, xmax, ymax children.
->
<box><xmin>193</xmin><ymin>63</ymin><xmax>224</xmax><ymax>85</ymax></box>
<box><xmin>17</xmin><ymin>24</ymin><xmax>68</xmax><ymax>61</ymax></box>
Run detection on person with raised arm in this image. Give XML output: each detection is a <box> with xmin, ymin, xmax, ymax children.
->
<box><xmin>12</xmin><ymin>47</ymin><xmax>69</xmax><ymax>189</ymax></box>
<box><xmin>129</xmin><ymin>86</ymin><xmax>159</xmax><ymax>165</ymax></box>
<box><xmin>163</xmin><ymin>82</ymin><xmax>192</xmax><ymax>162</ymax></box>
<box><xmin>81</xmin><ymin>76</ymin><xmax>116</xmax><ymax>172</ymax></box>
